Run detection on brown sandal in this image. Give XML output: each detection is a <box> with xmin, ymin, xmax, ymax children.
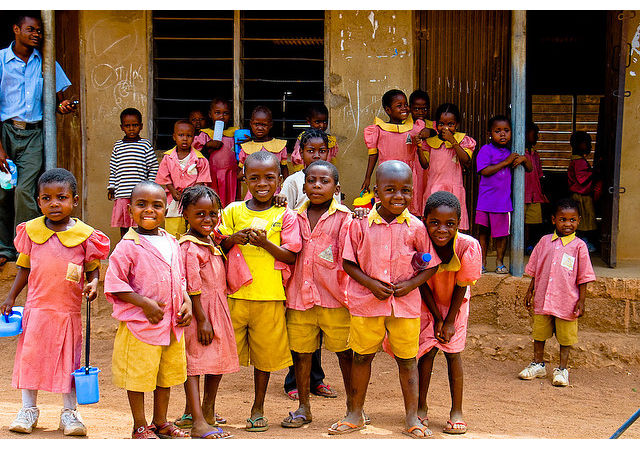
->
<box><xmin>154</xmin><ymin>421</ymin><xmax>189</xmax><ymax>438</ymax></box>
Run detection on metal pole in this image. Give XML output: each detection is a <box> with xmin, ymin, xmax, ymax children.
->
<box><xmin>510</xmin><ymin>10</ymin><xmax>526</xmax><ymax>277</ymax></box>
<box><xmin>610</xmin><ymin>407</ymin><xmax>640</xmax><ymax>439</ymax></box>
<box><xmin>41</xmin><ymin>10</ymin><xmax>57</xmax><ymax>170</ymax></box>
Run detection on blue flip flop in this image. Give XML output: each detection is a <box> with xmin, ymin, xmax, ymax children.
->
<box><xmin>281</xmin><ymin>411</ymin><xmax>311</xmax><ymax>428</ymax></box>
<box><xmin>192</xmin><ymin>427</ymin><xmax>233</xmax><ymax>439</ymax></box>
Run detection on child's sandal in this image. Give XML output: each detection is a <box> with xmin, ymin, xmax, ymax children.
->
<box><xmin>154</xmin><ymin>422</ymin><xmax>189</xmax><ymax>438</ymax></box>
<box><xmin>175</xmin><ymin>414</ymin><xmax>193</xmax><ymax>429</ymax></box>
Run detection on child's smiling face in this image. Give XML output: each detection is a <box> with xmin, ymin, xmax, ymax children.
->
<box><xmin>437</xmin><ymin>112</ymin><xmax>458</xmax><ymax>139</ymax></box>
<box><xmin>384</xmin><ymin>94</ymin><xmax>410</xmax><ymax>124</ymax></box>
<box><xmin>410</xmin><ymin>97</ymin><xmax>429</xmax><ymax>121</ymax></box>
<box><xmin>183</xmin><ymin>196</ymin><xmax>219</xmax><ymax>238</ymax></box>
<box><xmin>552</xmin><ymin>207</ymin><xmax>580</xmax><ymax>237</ymax></box>
<box><xmin>307</xmin><ymin>112</ymin><xmax>328</xmax><ymax>132</ymax></box>
<box><xmin>173</xmin><ymin>123</ymin><xmax>195</xmax><ymax>152</ymax></box>
<box><xmin>374</xmin><ymin>167</ymin><xmax>413</xmax><ymax>220</ymax></box>
<box><xmin>129</xmin><ymin>185</ymin><xmax>166</xmax><ymax>233</ymax></box>
<box><xmin>210</xmin><ymin>101</ymin><xmax>231</xmax><ymax>126</ymax></box>
<box><xmin>301</xmin><ymin>137</ymin><xmax>329</xmax><ymax>167</ymax></box>
<box><xmin>490</xmin><ymin>120</ymin><xmax>512</xmax><ymax>147</ymax></box>
<box><xmin>303</xmin><ymin>165</ymin><xmax>337</xmax><ymax>205</ymax></box>
<box><xmin>244</xmin><ymin>159</ymin><xmax>281</xmax><ymax>204</ymax></box>
<box><xmin>250</xmin><ymin>111</ymin><xmax>273</xmax><ymax>140</ymax></box>
<box><xmin>37</xmin><ymin>182</ymin><xmax>78</xmax><ymax>224</ymax></box>
<box><xmin>425</xmin><ymin>205</ymin><xmax>459</xmax><ymax>248</ymax></box>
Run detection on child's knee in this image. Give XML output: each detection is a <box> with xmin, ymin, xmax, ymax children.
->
<box><xmin>443</xmin><ymin>351</ymin><xmax>461</xmax><ymax>361</ymax></box>
<box><xmin>353</xmin><ymin>352</ymin><xmax>375</xmax><ymax>365</ymax></box>
<box><xmin>395</xmin><ymin>356</ymin><xmax>417</xmax><ymax>369</ymax></box>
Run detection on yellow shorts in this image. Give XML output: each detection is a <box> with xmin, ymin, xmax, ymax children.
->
<box><xmin>286</xmin><ymin>306</ymin><xmax>351</xmax><ymax>354</ymax></box>
<box><xmin>163</xmin><ymin>217</ymin><xmax>187</xmax><ymax>238</ymax></box>
<box><xmin>532</xmin><ymin>314</ymin><xmax>578</xmax><ymax>346</ymax></box>
<box><xmin>229</xmin><ymin>299</ymin><xmax>292</xmax><ymax>372</ymax></box>
<box><xmin>112</xmin><ymin>322</ymin><xmax>186</xmax><ymax>392</ymax></box>
<box><xmin>349</xmin><ymin>315</ymin><xmax>420</xmax><ymax>359</ymax></box>
<box><xmin>524</xmin><ymin>202</ymin><xmax>543</xmax><ymax>224</ymax></box>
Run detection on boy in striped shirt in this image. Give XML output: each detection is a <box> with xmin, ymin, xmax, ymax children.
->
<box><xmin>108</xmin><ymin>108</ymin><xmax>159</xmax><ymax>237</ymax></box>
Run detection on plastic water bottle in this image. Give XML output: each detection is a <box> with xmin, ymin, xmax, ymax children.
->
<box><xmin>0</xmin><ymin>160</ymin><xmax>18</xmax><ymax>190</ymax></box>
<box><xmin>233</xmin><ymin>129</ymin><xmax>251</xmax><ymax>161</ymax></box>
<box><xmin>411</xmin><ymin>252</ymin><xmax>432</xmax><ymax>271</ymax></box>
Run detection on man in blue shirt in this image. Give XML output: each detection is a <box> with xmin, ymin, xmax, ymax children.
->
<box><xmin>0</xmin><ymin>13</ymin><xmax>76</xmax><ymax>265</ymax></box>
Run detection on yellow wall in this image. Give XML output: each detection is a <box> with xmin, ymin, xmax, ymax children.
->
<box><xmin>326</xmin><ymin>11</ymin><xmax>415</xmax><ymax>207</ymax></box>
<box><xmin>618</xmin><ymin>11</ymin><xmax>640</xmax><ymax>261</ymax></box>
<box><xmin>79</xmin><ymin>11</ymin><xmax>150</xmax><ymax>246</ymax></box>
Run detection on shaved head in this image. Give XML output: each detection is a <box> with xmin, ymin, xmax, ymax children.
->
<box><xmin>131</xmin><ymin>180</ymin><xmax>166</xmax><ymax>203</ymax></box>
<box><xmin>376</xmin><ymin>160</ymin><xmax>412</xmax><ymax>184</ymax></box>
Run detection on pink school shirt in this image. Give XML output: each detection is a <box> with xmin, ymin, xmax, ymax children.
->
<box><xmin>418</xmin><ymin>232</ymin><xmax>482</xmax><ymax>356</ymax></box>
<box><xmin>476</xmin><ymin>143</ymin><xmax>513</xmax><ymax>213</ymax></box>
<box><xmin>155</xmin><ymin>147</ymin><xmax>212</xmax><ymax>204</ymax></box>
<box><xmin>12</xmin><ymin>218</ymin><xmax>110</xmax><ymax>393</ymax></box>
<box><xmin>567</xmin><ymin>156</ymin><xmax>593</xmax><ymax>195</ymax></box>
<box><xmin>342</xmin><ymin>206</ymin><xmax>440</xmax><ymax>318</ymax></box>
<box><xmin>179</xmin><ymin>237</ymin><xmax>239</xmax><ymax>376</ymax></box>
<box><xmin>195</xmin><ymin>132</ymin><xmax>238</xmax><ymax>206</ymax></box>
<box><xmin>524</xmin><ymin>148</ymin><xmax>548</xmax><ymax>204</ymax></box>
<box><xmin>286</xmin><ymin>200</ymin><xmax>352</xmax><ymax>311</ymax></box>
<box><xmin>104</xmin><ymin>228</ymin><xmax>187</xmax><ymax>346</ymax></box>
<box><xmin>525</xmin><ymin>233</ymin><xmax>596</xmax><ymax>321</ymax></box>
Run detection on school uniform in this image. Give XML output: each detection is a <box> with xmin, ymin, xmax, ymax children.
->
<box><xmin>567</xmin><ymin>155</ymin><xmax>596</xmax><ymax>231</ymax></box>
<box><xmin>475</xmin><ymin>143</ymin><xmax>513</xmax><ymax>237</ymax></box>
<box><xmin>195</xmin><ymin>127</ymin><xmax>239</xmax><ymax>207</ymax></box>
<box><xmin>12</xmin><ymin>217</ymin><xmax>110</xmax><ymax>393</ymax></box>
<box><xmin>524</xmin><ymin>148</ymin><xmax>548</xmax><ymax>224</ymax></box>
<box><xmin>238</xmin><ymin>138</ymin><xmax>288</xmax><ymax>169</ymax></box>
<box><xmin>290</xmin><ymin>132</ymin><xmax>339</xmax><ymax>172</ymax></box>
<box><xmin>280</xmin><ymin>169</ymin><xmax>341</xmax><ymax>211</ymax></box>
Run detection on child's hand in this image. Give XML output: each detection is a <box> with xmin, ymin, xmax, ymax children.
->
<box><xmin>441</xmin><ymin>127</ymin><xmax>457</xmax><ymax>145</ymax></box>
<box><xmin>177</xmin><ymin>300</ymin><xmax>192</xmax><ymax>327</ymax></box>
<box><xmin>367</xmin><ymin>279</ymin><xmax>394</xmax><ymax>300</ymax></box>
<box><xmin>141</xmin><ymin>297</ymin><xmax>165</xmax><ymax>324</ymax></box>
<box><xmin>209</xmin><ymin>140</ymin><xmax>224</xmax><ymax>151</ymax></box>
<box><xmin>352</xmin><ymin>207</ymin><xmax>369</xmax><ymax>220</ymax></box>
<box><xmin>83</xmin><ymin>279</ymin><xmax>99</xmax><ymax>302</ymax></box>
<box><xmin>0</xmin><ymin>296</ymin><xmax>15</xmax><ymax>316</ymax></box>
<box><xmin>440</xmin><ymin>321</ymin><xmax>456</xmax><ymax>343</ymax></box>
<box><xmin>360</xmin><ymin>178</ymin><xmax>371</xmax><ymax>194</ymax></box>
<box><xmin>247</xmin><ymin>229</ymin><xmax>269</xmax><ymax>248</ymax></box>
<box><xmin>512</xmin><ymin>155</ymin><xmax>527</xmax><ymax>167</ymax></box>
<box><xmin>107</xmin><ymin>188</ymin><xmax>115</xmax><ymax>201</ymax></box>
<box><xmin>197</xmin><ymin>319</ymin><xmax>214</xmax><ymax>346</ymax></box>
<box><xmin>523</xmin><ymin>288</ymin><xmax>533</xmax><ymax>310</ymax></box>
<box><xmin>505</xmin><ymin>152</ymin><xmax>519</xmax><ymax>165</ymax></box>
<box><xmin>574</xmin><ymin>299</ymin><xmax>586</xmax><ymax>318</ymax></box>
<box><xmin>272</xmin><ymin>194</ymin><xmax>288</xmax><ymax>208</ymax></box>
<box><xmin>433</xmin><ymin>319</ymin><xmax>445</xmax><ymax>343</ymax></box>
<box><xmin>392</xmin><ymin>280</ymin><xmax>415</xmax><ymax>297</ymax></box>
<box><xmin>229</xmin><ymin>229</ymin><xmax>251</xmax><ymax>246</ymax></box>
<box><xmin>417</xmin><ymin>127</ymin><xmax>431</xmax><ymax>142</ymax></box>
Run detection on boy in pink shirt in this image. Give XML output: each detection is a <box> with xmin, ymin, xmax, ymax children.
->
<box><xmin>329</xmin><ymin>160</ymin><xmax>439</xmax><ymax>438</ymax></box>
<box><xmin>519</xmin><ymin>198</ymin><xmax>596</xmax><ymax>387</ymax></box>
<box><xmin>104</xmin><ymin>181</ymin><xmax>193</xmax><ymax>439</ymax></box>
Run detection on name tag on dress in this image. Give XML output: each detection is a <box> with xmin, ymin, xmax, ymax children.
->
<box><xmin>65</xmin><ymin>262</ymin><xmax>83</xmax><ymax>283</ymax></box>
<box><xmin>560</xmin><ymin>253</ymin><xmax>575</xmax><ymax>271</ymax></box>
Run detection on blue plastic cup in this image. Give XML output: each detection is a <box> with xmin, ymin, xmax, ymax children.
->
<box><xmin>73</xmin><ymin>367</ymin><xmax>101</xmax><ymax>405</ymax></box>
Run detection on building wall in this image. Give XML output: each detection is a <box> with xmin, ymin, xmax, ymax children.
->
<box><xmin>326</xmin><ymin>11</ymin><xmax>415</xmax><ymax>206</ymax></box>
<box><xmin>79</xmin><ymin>11</ymin><xmax>150</xmax><ymax>246</ymax></box>
<box><xmin>618</xmin><ymin>11</ymin><xmax>640</xmax><ymax>261</ymax></box>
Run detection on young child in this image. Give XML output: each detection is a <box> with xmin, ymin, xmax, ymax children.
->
<box><xmin>290</xmin><ymin>104</ymin><xmax>339</xmax><ymax>172</ymax></box>
<box><xmin>155</xmin><ymin>120</ymin><xmax>211</xmax><ymax>238</ymax></box>
<box><xmin>2</xmin><ymin>168</ymin><xmax>110</xmax><ymax>436</ymax></box>
<box><xmin>362</xmin><ymin>89</ymin><xmax>426</xmax><ymax>216</ymax></box>
<box><xmin>519</xmin><ymin>198</ymin><xmax>596</xmax><ymax>387</ymax></box>
<box><xmin>330</xmin><ymin>160</ymin><xmax>439</xmax><ymax>438</ymax></box>
<box><xmin>524</xmin><ymin>121</ymin><xmax>548</xmax><ymax>253</ymax></box>
<box><xmin>108</xmin><ymin>108</ymin><xmax>159</xmax><ymax>237</ymax></box>
<box><xmin>189</xmin><ymin>108</ymin><xmax>209</xmax><ymax>154</ymax></box>
<box><xmin>567</xmin><ymin>131</ymin><xmax>597</xmax><ymax>252</ymax></box>
<box><xmin>195</xmin><ymin>98</ymin><xmax>240</xmax><ymax>207</ymax></box>
<box><xmin>475</xmin><ymin>115</ymin><xmax>531</xmax><ymax>273</ymax></box>
<box><xmin>176</xmin><ymin>185</ymin><xmax>238</xmax><ymax>439</ymax></box>
<box><xmin>217</xmin><ymin>151</ymin><xmax>302</xmax><ymax>432</ymax></box>
<box><xmin>104</xmin><ymin>180</ymin><xmax>193</xmax><ymax>439</ymax></box>
<box><xmin>416</xmin><ymin>103</ymin><xmax>476</xmax><ymax>230</ymax></box>
<box><xmin>416</xmin><ymin>191</ymin><xmax>482</xmax><ymax>436</ymax></box>
<box><xmin>238</xmin><ymin>105</ymin><xmax>289</xmax><ymax>181</ymax></box>
<box><xmin>409</xmin><ymin>89</ymin><xmax>432</xmax><ymax>125</ymax></box>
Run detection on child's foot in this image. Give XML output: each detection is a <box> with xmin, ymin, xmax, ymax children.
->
<box><xmin>9</xmin><ymin>406</ymin><xmax>39</xmax><ymax>434</ymax></box>
<box><xmin>191</xmin><ymin>421</ymin><xmax>232</xmax><ymax>439</ymax></box>
<box><xmin>403</xmin><ymin>424</ymin><xmax>433</xmax><ymax>438</ymax></box>
<box><xmin>443</xmin><ymin>420</ymin><xmax>467</xmax><ymax>434</ymax></box>
<box><xmin>59</xmin><ymin>408</ymin><xmax>87</xmax><ymax>436</ymax></box>
<box><xmin>132</xmin><ymin>425</ymin><xmax>159</xmax><ymax>439</ymax></box>
<box><xmin>417</xmin><ymin>409</ymin><xmax>429</xmax><ymax>427</ymax></box>
<box><xmin>518</xmin><ymin>362</ymin><xmax>547</xmax><ymax>380</ymax></box>
<box><xmin>552</xmin><ymin>368</ymin><xmax>569</xmax><ymax>387</ymax></box>
<box><xmin>328</xmin><ymin>412</ymin><xmax>365</xmax><ymax>435</ymax></box>
<box><xmin>312</xmin><ymin>383</ymin><xmax>337</xmax><ymax>398</ymax></box>
<box><xmin>281</xmin><ymin>406</ymin><xmax>312</xmax><ymax>428</ymax></box>
<box><xmin>153</xmin><ymin>421</ymin><xmax>190</xmax><ymax>438</ymax></box>
<box><xmin>175</xmin><ymin>413</ymin><xmax>193</xmax><ymax>429</ymax></box>
<box><xmin>246</xmin><ymin>412</ymin><xmax>269</xmax><ymax>432</ymax></box>
<box><xmin>495</xmin><ymin>264</ymin><xmax>509</xmax><ymax>274</ymax></box>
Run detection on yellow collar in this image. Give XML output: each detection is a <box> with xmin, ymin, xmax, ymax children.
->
<box><xmin>436</xmin><ymin>231</ymin><xmax>461</xmax><ymax>273</ymax></box>
<box><xmin>163</xmin><ymin>147</ymin><xmax>206</xmax><ymax>159</ymax></box>
<box><xmin>374</xmin><ymin>116</ymin><xmax>414</xmax><ymax>133</ymax></box>
<box><xmin>241</xmin><ymin>138</ymin><xmax>287</xmax><ymax>155</ymax></box>
<box><xmin>367</xmin><ymin>204</ymin><xmax>412</xmax><ymax>227</ymax></box>
<box><xmin>298</xmin><ymin>198</ymin><xmax>350</xmax><ymax>217</ymax></box>
<box><xmin>552</xmin><ymin>232</ymin><xmax>576</xmax><ymax>246</ymax></box>
<box><xmin>178</xmin><ymin>234</ymin><xmax>223</xmax><ymax>256</ymax></box>
<box><xmin>25</xmin><ymin>216</ymin><xmax>94</xmax><ymax>247</ymax></box>
<box><xmin>425</xmin><ymin>132</ymin><xmax>466</xmax><ymax>149</ymax></box>
<box><xmin>297</xmin><ymin>131</ymin><xmax>337</xmax><ymax>148</ymax></box>
<box><xmin>200</xmin><ymin>126</ymin><xmax>237</xmax><ymax>139</ymax></box>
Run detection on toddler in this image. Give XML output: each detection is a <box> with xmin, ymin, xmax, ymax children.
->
<box><xmin>155</xmin><ymin>120</ymin><xmax>211</xmax><ymax>237</ymax></box>
<box><xmin>409</xmin><ymin>89</ymin><xmax>434</xmax><ymax>127</ymax></box>
<box><xmin>518</xmin><ymin>198</ymin><xmax>596</xmax><ymax>386</ymax></box>
<box><xmin>104</xmin><ymin>180</ymin><xmax>192</xmax><ymax>439</ymax></box>
<box><xmin>524</xmin><ymin>121</ymin><xmax>548</xmax><ymax>253</ymax></box>
<box><xmin>290</xmin><ymin>104</ymin><xmax>339</xmax><ymax>172</ymax></box>
<box><xmin>189</xmin><ymin>108</ymin><xmax>209</xmax><ymax>154</ymax></box>
<box><xmin>2</xmin><ymin>168</ymin><xmax>110</xmax><ymax>436</ymax></box>
<box><xmin>108</xmin><ymin>108</ymin><xmax>159</xmax><ymax>237</ymax></box>
<box><xmin>567</xmin><ymin>131</ymin><xmax>597</xmax><ymax>252</ymax></box>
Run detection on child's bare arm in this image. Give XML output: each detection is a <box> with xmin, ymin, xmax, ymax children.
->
<box><xmin>416</xmin><ymin>145</ymin><xmax>430</xmax><ymax>170</ymax></box>
<box><xmin>419</xmin><ymin>283</ymin><xmax>445</xmax><ymax>341</ymax></box>
<box><xmin>574</xmin><ymin>282</ymin><xmax>588</xmax><ymax>317</ymax></box>
<box><xmin>204</xmin><ymin>139</ymin><xmax>223</xmax><ymax>151</ymax></box>
<box><xmin>441</xmin><ymin>128</ymin><xmax>471</xmax><ymax>168</ymax></box>
<box><xmin>83</xmin><ymin>268</ymin><xmax>100</xmax><ymax>302</ymax></box>
<box><xmin>1</xmin><ymin>267</ymin><xmax>29</xmax><ymax>315</ymax></box>
<box><xmin>440</xmin><ymin>284</ymin><xmax>467</xmax><ymax>342</ymax></box>
<box><xmin>514</xmin><ymin>154</ymin><xmax>533</xmax><ymax>172</ymax></box>
<box><xmin>524</xmin><ymin>277</ymin><xmax>535</xmax><ymax>310</ymax></box>
<box><xmin>393</xmin><ymin>265</ymin><xmax>439</xmax><ymax>297</ymax></box>
<box><xmin>165</xmin><ymin>183</ymin><xmax>180</xmax><ymax>202</ymax></box>
<box><xmin>361</xmin><ymin>153</ymin><xmax>378</xmax><ymax>192</ymax></box>
<box><xmin>342</xmin><ymin>260</ymin><xmax>394</xmax><ymax>300</ymax></box>
<box><xmin>190</xmin><ymin>293</ymin><xmax>213</xmax><ymax>345</ymax></box>
<box><xmin>113</xmin><ymin>291</ymin><xmax>165</xmax><ymax>324</ymax></box>
<box><xmin>248</xmin><ymin>229</ymin><xmax>296</xmax><ymax>264</ymax></box>
<box><xmin>479</xmin><ymin>153</ymin><xmax>518</xmax><ymax>177</ymax></box>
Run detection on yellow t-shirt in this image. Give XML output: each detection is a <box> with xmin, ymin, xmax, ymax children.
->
<box><xmin>218</xmin><ymin>201</ymin><xmax>289</xmax><ymax>301</ymax></box>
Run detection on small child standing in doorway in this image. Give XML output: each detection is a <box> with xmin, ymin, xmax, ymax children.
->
<box><xmin>290</xmin><ymin>104</ymin><xmax>339</xmax><ymax>172</ymax></box>
<box><xmin>518</xmin><ymin>198</ymin><xmax>596</xmax><ymax>387</ymax></box>
<box><xmin>108</xmin><ymin>108</ymin><xmax>159</xmax><ymax>237</ymax></box>
<box><xmin>567</xmin><ymin>131</ymin><xmax>597</xmax><ymax>252</ymax></box>
<box><xmin>238</xmin><ymin>106</ymin><xmax>289</xmax><ymax>180</ymax></box>
<box><xmin>524</xmin><ymin>121</ymin><xmax>548</xmax><ymax>253</ymax></box>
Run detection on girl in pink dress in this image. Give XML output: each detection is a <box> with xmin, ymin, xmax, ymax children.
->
<box><xmin>362</xmin><ymin>89</ymin><xmax>427</xmax><ymax>216</ymax></box>
<box><xmin>417</xmin><ymin>191</ymin><xmax>482</xmax><ymax>435</ymax></box>
<box><xmin>175</xmin><ymin>185</ymin><xmax>239</xmax><ymax>439</ymax></box>
<box><xmin>1</xmin><ymin>169</ymin><xmax>110</xmax><ymax>437</ymax></box>
<box><xmin>417</xmin><ymin>103</ymin><xmax>476</xmax><ymax>230</ymax></box>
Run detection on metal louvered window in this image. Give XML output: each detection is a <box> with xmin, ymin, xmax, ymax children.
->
<box><xmin>152</xmin><ymin>10</ymin><xmax>325</xmax><ymax>151</ymax></box>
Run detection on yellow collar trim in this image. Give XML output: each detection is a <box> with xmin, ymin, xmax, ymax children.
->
<box><xmin>436</xmin><ymin>231</ymin><xmax>461</xmax><ymax>273</ymax></box>
<box><xmin>298</xmin><ymin>198</ymin><xmax>350</xmax><ymax>217</ymax></box>
<box><xmin>374</xmin><ymin>116</ymin><xmax>414</xmax><ymax>133</ymax></box>
<box><xmin>163</xmin><ymin>147</ymin><xmax>206</xmax><ymax>159</ymax></box>
<box><xmin>367</xmin><ymin>204</ymin><xmax>411</xmax><ymax>227</ymax></box>
<box><xmin>178</xmin><ymin>234</ymin><xmax>223</xmax><ymax>256</ymax></box>
<box><xmin>122</xmin><ymin>227</ymin><xmax>141</xmax><ymax>244</ymax></box>
<box><xmin>223</xmin><ymin>126</ymin><xmax>238</xmax><ymax>138</ymax></box>
<box><xmin>296</xmin><ymin>132</ymin><xmax>337</xmax><ymax>148</ymax></box>
<box><xmin>425</xmin><ymin>132</ymin><xmax>466</xmax><ymax>149</ymax></box>
<box><xmin>552</xmin><ymin>232</ymin><xmax>576</xmax><ymax>246</ymax></box>
<box><xmin>241</xmin><ymin>138</ymin><xmax>287</xmax><ymax>155</ymax></box>
<box><xmin>25</xmin><ymin>216</ymin><xmax>94</xmax><ymax>247</ymax></box>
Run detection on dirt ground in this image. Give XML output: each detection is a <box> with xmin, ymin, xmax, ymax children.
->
<box><xmin>0</xmin><ymin>330</ymin><xmax>638</xmax><ymax>440</ymax></box>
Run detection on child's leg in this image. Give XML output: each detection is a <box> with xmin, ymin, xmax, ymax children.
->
<box><xmin>395</xmin><ymin>356</ymin><xmax>421</xmax><ymax>430</ymax></box>
<box><xmin>559</xmin><ymin>345</ymin><xmax>571</xmax><ymax>370</ymax></box>
<box><xmin>333</xmin><ymin>352</ymin><xmax>374</xmax><ymax>431</ymax></box>
<box><xmin>250</xmin><ymin>368</ymin><xmax>270</xmax><ymax>426</ymax></box>
<box><xmin>477</xmin><ymin>225</ymin><xmax>490</xmax><ymax>268</ymax></box>
<box><xmin>533</xmin><ymin>340</ymin><xmax>545</xmax><ymax>363</ymax></box>
<box><xmin>187</xmin><ymin>375</ymin><xmax>228</xmax><ymax>438</ymax></box>
<box><xmin>127</xmin><ymin>390</ymin><xmax>147</xmax><ymax>430</ymax></box>
<box><xmin>495</xmin><ymin>236</ymin><xmax>508</xmax><ymax>267</ymax></box>
<box><xmin>336</xmin><ymin>349</ymin><xmax>353</xmax><ymax>412</ymax></box>
<box><xmin>443</xmin><ymin>352</ymin><xmax>464</xmax><ymax>425</ymax></box>
<box><xmin>152</xmin><ymin>386</ymin><xmax>170</xmax><ymax>426</ymax></box>
<box><xmin>22</xmin><ymin>389</ymin><xmax>38</xmax><ymax>408</ymax></box>
<box><xmin>62</xmin><ymin>390</ymin><xmax>77</xmax><ymax>410</ymax></box>
<box><xmin>292</xmin><ymin>351</ymin><xmax>313</xmax><ymax>418</ymax></box>
<box><xmin>417</xmin><ymin>348</ymin><xmax>438</xmax><ymax>421</ymax></box>
<box><xmin>202</xmin><ymin>374</ymin><xmax>222</xmax><ymax>425</ymax></box>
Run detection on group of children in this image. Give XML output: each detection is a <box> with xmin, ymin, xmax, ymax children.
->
<box><xmin>0</xmin><ymin>87</ymin><xmax>597</xmax><ymax>439</ymax></box>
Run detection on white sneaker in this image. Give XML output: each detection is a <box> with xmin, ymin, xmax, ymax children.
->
<box><xmin>552</xmin><ymin>368</ymin><xmax>569</xmax><ymax>387</ymax></box>
<box><xmin>9</xmin><ymin>406</ymin><xmax>40</xmax><ymax>433</ymax></box>
<box><xmin>59</xmin><ymin>408</ymin><xmax>87</xmax><ymax>436</ymax></box>
<box><xmin>518</xmin><ymin>362</ymin><xmax>547</xmax><ymax>380</ymax></box>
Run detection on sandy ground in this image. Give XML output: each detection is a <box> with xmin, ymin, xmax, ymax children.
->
<box><xmin>0</xmin><ymin>333</ymin><xmax>639</xmax><ymax>440</ymax></box>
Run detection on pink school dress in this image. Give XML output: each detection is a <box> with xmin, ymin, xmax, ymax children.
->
<box><xmin>418</xmin><ymin>232</ymin><xmax>482</xmax><ymax>356</ymax></box>
<box><xmin>179</xmin><ymin>235</ymin><xmax>239</xmax><ymax>376</ymax></box>
<box><xmin>421</xmin><ymin>133</ymin><xmax>476</xmax><ymax>229</ymax></box>
<box><xmin>195</xmin><ymin>127</ymin><xmax>239</xmax><ymax>207</ymax></box>
<box><xmin>364</xmin><ymin>117</ymin><xmax>426</xmax><ymax>216</ymax></box>
<box><xmin>12</xmin><ymin>217</ymin><xmax>110</xmax><ymax>393</ymax></box>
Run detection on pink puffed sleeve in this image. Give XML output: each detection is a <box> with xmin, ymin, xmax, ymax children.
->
<box><xmin>238</xmin><ymin>148</ymin><xmax>248</xmax><ymax>167</ymax></box>
<box><xmin>181</xmin><ymin>242</ymin><xmax>203</xmax><ymax>295</ymax></box>
<box><xmin>291</xmin><ymin>139</ymin><xmax>303</xmax><ymax>166</ymax></box>
<box><xmin>155</xmin><ymin>155</ymin><xmax>173</xmax><ymax>185</ymax></box>
<box><xmin>13</xmin><ymin>222</ymin><xmax>32</xmax><ymax>268</ymax></box>
<box><xmin>83</xmin><ymin>230</ymin><xmax>111</xmax><ymax>272</ymax></box>
<box><xmin>455</xmin><ymin>237</ymin><xmax>482</xmax><ymax>287</ymax></box>
<box><xmin>459</xmin><ymin>135</ymin><xmax>477</xmax><ymax>156</ymax></box>
<box><xmin>342</xmin><ymin>218</ymin><xmax>364</xmax><ymax>265</ymax></box>
<box><xmin>275</xmin><ymin>209</ymin><xmax>302</xmax><ymax>284</ymax></box>
<box><xmin>277</xmin><ymin>146</ymin><xmax>288</xmax><ymax>165</ymax></box>
<box><xmin>104</xmin><ymin>242</ymin><xmax>135</xmax><ymax>300</ymax></box>
<box><xmin>195</xmin><ymin>157</ymin><xmax>212</xmax><ymax>184</ymax></box>
<box><xmin>192</xmin><ymin>132</ymin><xmax>211</xmax><ymax>151</ymax></box>
<box><xmin>409</xmin><ymin>118</ymin><xmax>426</xmax><ymax>139</ymax></box>
<box><xmin>364</xmin><ymin>124</ymin><xmax>380</xmax><ymax>155</ymax></box>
